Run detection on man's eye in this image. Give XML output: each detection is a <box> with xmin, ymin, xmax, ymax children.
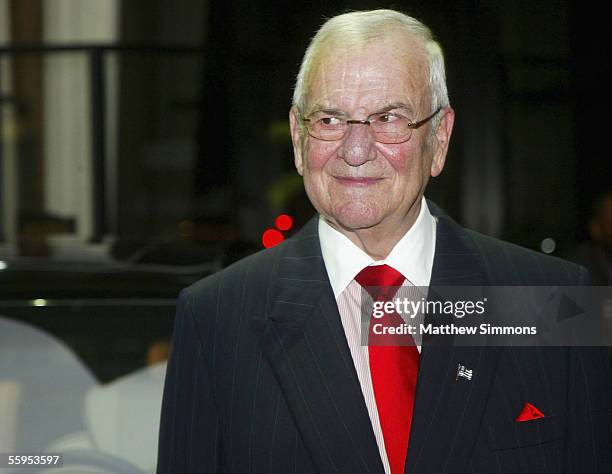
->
<box><xmin>377</xmin><ymin>113</ymin><xmax>398</xmax><ymax>123</ymax></box>
<box><xmin>319</xmin><ymin>117</ymin><xmax>341</xmax><ymax>126</ymax></box>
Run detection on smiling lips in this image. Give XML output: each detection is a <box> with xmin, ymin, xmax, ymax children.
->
<box><xmin>334</xmin><ymin>176</ymin><xmax>383</xmax><ymax>187</ymax></box>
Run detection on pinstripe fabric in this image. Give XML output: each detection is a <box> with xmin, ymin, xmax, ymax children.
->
<box><xmin>158</xmin><ymin>203</ymin><xmax>612</xmax><ymax>474</ymax></box>
<box><xmin>336</xmin><ymin>281</ymin><xmax>389</xmax><ymax>471</ymax></box>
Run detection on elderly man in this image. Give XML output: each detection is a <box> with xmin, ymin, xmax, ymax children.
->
<box><xmin>157</xmin><ymin>10</ymin><xmax>611</xmax><ymax>474</ymax></box>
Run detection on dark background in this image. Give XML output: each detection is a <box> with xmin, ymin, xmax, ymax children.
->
<box><xmin>1</xmin><ymin>0</ymin><xmax>610</xmax><ymax>261</ymax></box>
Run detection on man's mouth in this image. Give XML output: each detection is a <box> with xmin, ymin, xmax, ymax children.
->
<box><xmin>333</xmin><ymin>176</ymin><xmax>383</xmax><ymax>187</ymax></box>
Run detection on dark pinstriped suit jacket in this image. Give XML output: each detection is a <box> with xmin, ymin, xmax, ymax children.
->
<box><xmin>158</xmin><ymin>205</ymin><xmax>612</xmax><ymax>473</ymax></box>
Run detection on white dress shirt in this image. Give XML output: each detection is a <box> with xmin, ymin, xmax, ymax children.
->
<box><xmin>318</xmin><ymin>197</ymin><xmax>437</xmax><ymax>474</ymax></box>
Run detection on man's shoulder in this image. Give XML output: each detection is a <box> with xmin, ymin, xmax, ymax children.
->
<box><xmin>170</xmin><ymin>245</ymin><xmax>285</xmax><ymax>344</ymax></box>
<box><xmin>428</xmin><ymin>201</ymin><xmax>587</xmax><ymax>285</ymax></box>
<box><xmin>181</xmin><ymin>241</ymin><xmax>284</xmax><ymax>304</ymax></box>
<box><xmin>182</xmin><ymin>217</ymin><xmax>320</xmax><ymax>301</ymax></box>
<box><xmin>458</xmin><ymin>223</ymin><xmax>588</xmax><ymax>285</ymax></box>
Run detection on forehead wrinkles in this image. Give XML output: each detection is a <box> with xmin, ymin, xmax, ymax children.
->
<box><xmin>315</xmin><ymin>62</ymin><xmax>393</xmax><ymax>111</ymax></box>
<box><xmin>306</xmin><ymin>38</ymin><xmax>430</xmax><ymax>114</ymax></box>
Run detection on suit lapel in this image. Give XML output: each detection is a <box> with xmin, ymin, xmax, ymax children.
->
<box><xmin>255</xmin><ymin>218</ymin><xmax>385</xmax><ymax>474</ymax></box>
<box><xmin>406</xmin><ymin>213</ymin><xmax>501</xmax><ymax>473</ymax></box>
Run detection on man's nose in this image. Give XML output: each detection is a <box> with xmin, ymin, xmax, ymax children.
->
<box><xmin>337</xmin><ymin>122</ymin><xmax>377</xmax><ymax>166</ymax></box>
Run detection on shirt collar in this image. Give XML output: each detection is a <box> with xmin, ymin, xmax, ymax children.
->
<box><xmin>319</xmin><ymin>197</ymin><xmax>437</xmax><ymax>298</ymax></box>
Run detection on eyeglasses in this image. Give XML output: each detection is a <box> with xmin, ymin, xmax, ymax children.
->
<box><xmin>301</xmin><ymin>107</ymin><xmax>442</xmax><ymax>144</ymax></box>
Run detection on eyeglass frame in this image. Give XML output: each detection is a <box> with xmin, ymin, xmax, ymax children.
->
<box><xmin>299</xmin><ymin>106</ymin><xmax>443</xmax><ymax>144</ymax></box>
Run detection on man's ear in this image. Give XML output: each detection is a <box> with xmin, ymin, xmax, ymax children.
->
<box><xmin>289</xmin><ymin>106</ymin><xmax>304</xmax><ymax>176</ymax></box>
<box><xmin>430</xmin><ymin>107</ymin><xmax>455</xmax><ymax>177</ymax></box>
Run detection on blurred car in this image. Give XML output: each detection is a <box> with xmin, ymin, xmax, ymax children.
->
<box><xmin>0</xmin><ymin>250</ymin><xmax>222</xmax><ymax>473</ymax></box>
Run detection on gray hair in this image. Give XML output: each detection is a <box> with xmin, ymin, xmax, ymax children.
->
<box><xmin>292</xmin><ymin>9</ymin><xmax>449</xmax><ymax>131</ymax></box>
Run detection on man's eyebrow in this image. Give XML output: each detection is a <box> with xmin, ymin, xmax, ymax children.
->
<box><xmin>305</xmin><ymin>102</ymin><xmax>415</xmax><ymax>116</ymax></box>
<box><xmin>306</xmin><ymin>105</ymin><xmax>347</xmax><ymax>116</ymax></box>
<box><xmin>374</xmin><ymin>102</ymin><xmax>414</xmax><ymax>114</ymax></box>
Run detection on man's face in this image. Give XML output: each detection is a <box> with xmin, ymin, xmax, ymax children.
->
<box><xmin>290</xmin><ymin>36</ymin><xmax>453</xmax><ymax>235</ymax></box>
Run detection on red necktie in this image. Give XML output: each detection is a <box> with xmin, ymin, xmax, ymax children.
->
<box><xmin>355</xmin><ymin>264</ymin><xmax>420</xmax><ymax>474</ymax></box>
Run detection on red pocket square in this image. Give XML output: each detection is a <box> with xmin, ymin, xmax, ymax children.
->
<box><xmin>516</xmin><ymin>402</ymin><xmax>545</xmax><ymax>422</ymax></box>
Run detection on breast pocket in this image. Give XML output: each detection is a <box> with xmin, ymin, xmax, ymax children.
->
<box><xmin>486</xmin><ymin>414</ymin><xmax>562</xmax><ymax>450</ymax></box>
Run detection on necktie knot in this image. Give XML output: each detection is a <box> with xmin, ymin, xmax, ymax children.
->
<box><xmin>355</xmin><ymin>264</ymin><xmax>405</xmax><ymax>300</ymax></box>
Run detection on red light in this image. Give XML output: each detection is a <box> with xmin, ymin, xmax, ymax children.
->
<box><xmin>275</xmin><ymin>214</ymin><xmax>293</xmax><ymax>231</ymax></box>
<box><xmin>262</xmin><ymin>228</ymin><xmax>285</xmax><ymax>248</ymax></box>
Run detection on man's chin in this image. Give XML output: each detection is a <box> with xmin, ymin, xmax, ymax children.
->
<box><xmin>327</xmin><ymin>214</ymin><xmax>383</xmax><ymax>233</ymax></box>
